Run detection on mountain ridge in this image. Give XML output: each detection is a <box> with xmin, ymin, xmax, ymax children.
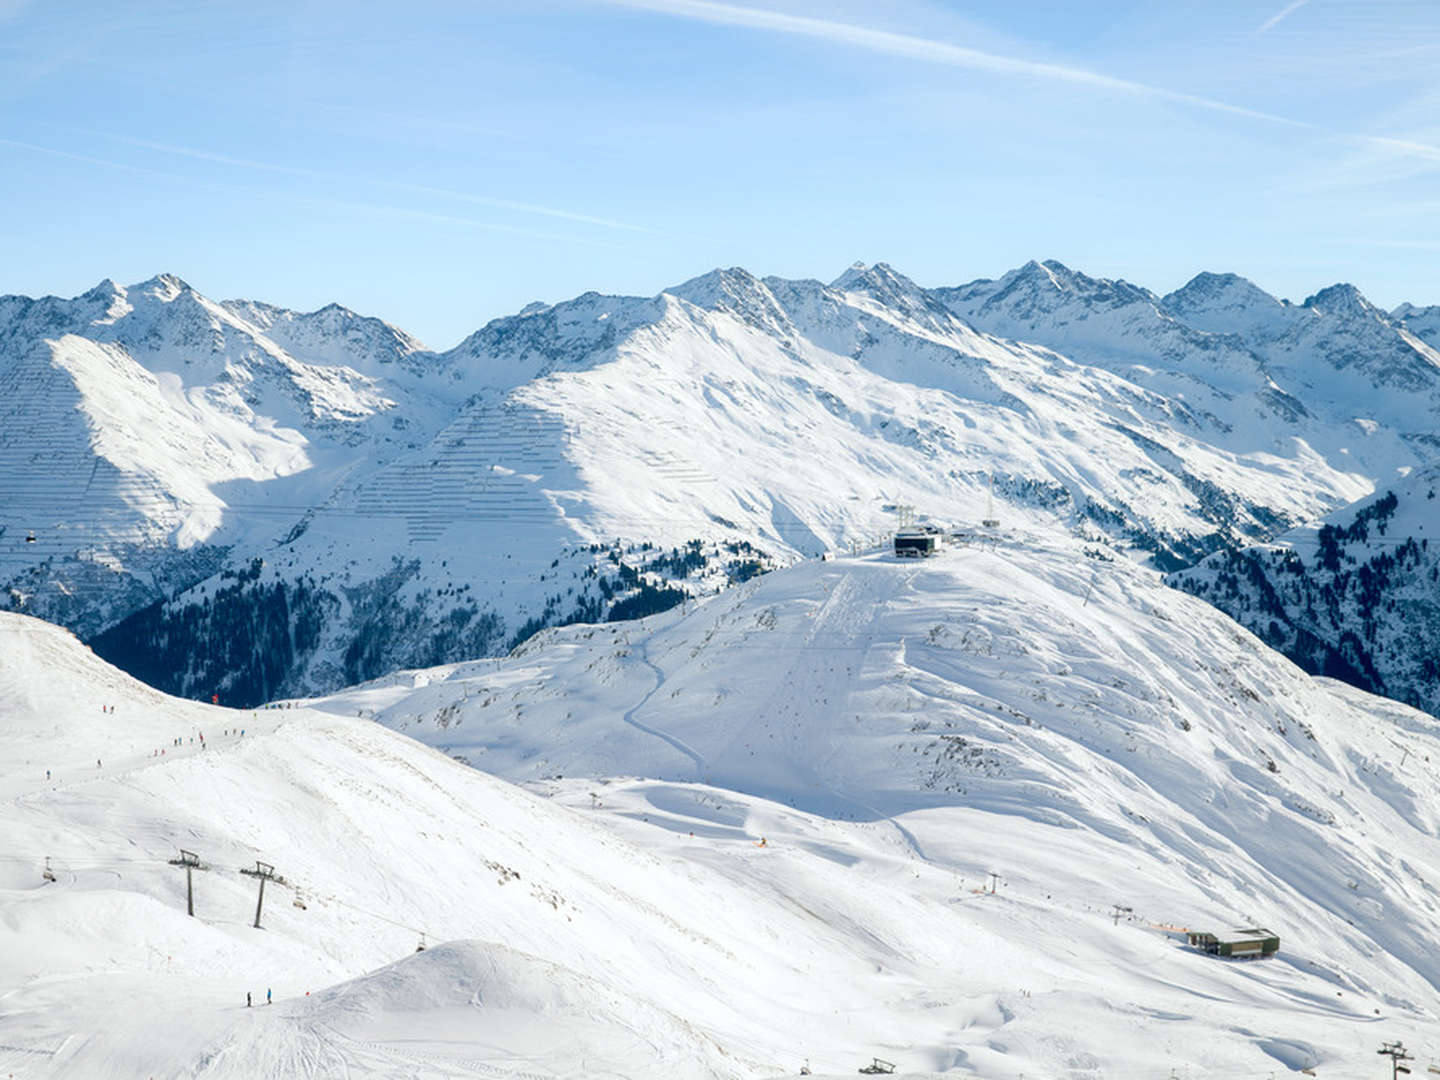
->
<box><xmin>3</xmin><ymin>261</ymin><xmax>1437</xmax><ymax>707</ymax></box>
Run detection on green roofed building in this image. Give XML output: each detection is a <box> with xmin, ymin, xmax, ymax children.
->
<box><xmin>1186</xmin><ymin>928</ymin><xmax>1279</xmax><ymax>958</ymax></box>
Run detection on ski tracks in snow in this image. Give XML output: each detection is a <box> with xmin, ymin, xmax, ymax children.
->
<box><xmin>752</xmin><ymin>560</ymin><xmax>933</xmax><ymax>861</ymax></box>
<box><xmin>620</xmin><ymin>650</ymin><xmax>708</xmax><ymax>782</ymax></box>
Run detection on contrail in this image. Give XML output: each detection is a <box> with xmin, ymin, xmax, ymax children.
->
<box><xmin>599</xmin><ymin>0</ymin><xmax>1307</xmax><ymax>126</ymax></box>
<box><xmin>1258</xmin><ymin>0</ymin><xmax>1311</xmax><ymax>33</ymax></box>
<box><xmin>598</xmin><ymin>0</ymin><xmax>1440</xmax><ymax>167</ymax></box>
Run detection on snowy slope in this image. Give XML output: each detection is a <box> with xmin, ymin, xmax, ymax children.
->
<box><xmin>1171</xmin><ymin>464</ymin><xmax>1440</xmax><ymax>714</ymax></box>
<box><xmin>9</xmin><ymin>533</ymin><xmax>1440</xmax><ymax>1077</ymax></box>
<box><xmin>4</xmin><ymin>261</ymin><xmax>1438</xmax><ymax>708</ymax></box>
<box><xmin>295</xmin><ymin>530</ymin><xmax>1440</xmax><ymax>1072</ymax></box>
<box><xmin>0</xmin><ymin>275</ymin><xmax>458</xmax><ymax>638</ymax></box>
<box><xmin>1394</xmin><ymin>302</ymin><xmax>1440</xmax><ymax>352</ymax></box>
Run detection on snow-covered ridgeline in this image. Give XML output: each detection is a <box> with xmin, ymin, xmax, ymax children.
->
<box><xmin>3</xmin><ymin>261</ymin><xmax>1437</xmax><ymax>706</ymax></box>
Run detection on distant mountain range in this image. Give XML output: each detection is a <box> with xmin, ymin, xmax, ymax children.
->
<box><xmin>3</xmin><ymin>260</ymin><xmax>1439</xmax><ymax>708</ymax></box>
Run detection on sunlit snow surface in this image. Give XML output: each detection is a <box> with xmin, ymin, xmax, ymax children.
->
<box><xmin>8</xmin><ymin>260</ymin><xmax>1440</xmax><ymax>699</ymax></box>
<box><xmin>6</xmin><ymin>533</ymin><xmax>1440</xmax><ymax>1077</ymax></box>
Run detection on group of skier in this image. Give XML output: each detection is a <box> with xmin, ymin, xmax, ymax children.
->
<box><xmin>47</xmin><ymin>726</ymin><xmax>252</xmax><ymax>783</ymax></box>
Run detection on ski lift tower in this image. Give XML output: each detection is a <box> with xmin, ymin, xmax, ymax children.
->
<box><xmin>982</xmin><ymin>477</ymin><xmax>1000</xmax><ymax>529</ymax></box>
<box><xmin>240</xmin><ymin>860</ymin><xmax>284</xmax><ymax>929</ymax></box>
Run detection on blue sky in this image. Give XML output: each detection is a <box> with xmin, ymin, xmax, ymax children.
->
<box><xmin>3</xmin><ymin>0</ymin><xmax>1439</xmax><ymax>347</ymax></box>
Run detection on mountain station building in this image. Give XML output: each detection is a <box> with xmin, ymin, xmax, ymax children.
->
<box><xmin>894</xmin><ymin>531</ymin><xmax>939</xmax><ymax>558</ymax></box>
<box><xmin>1186</xmin><ymin>928</ymin><xmax>1279</xmax><ymax>958</ymax></box>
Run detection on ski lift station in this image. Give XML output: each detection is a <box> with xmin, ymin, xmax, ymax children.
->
<box><xmin>893</xmin><ymin>531</ymin><xmax>939</xmax><ymax>558</ymax></box>
<box><xmin>1186</xmin><ymin>927</ymin><xmax>1279</xmax><ymax>959</ymax></box>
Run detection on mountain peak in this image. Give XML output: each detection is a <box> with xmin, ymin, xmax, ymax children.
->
<box><xmin>78</xmin><ymin>277</ymin><xmax>133</xmax><ymax>324</ymax></box>
<box><xmin>1392</xmin><ymin>302</ymin><xmax>1440</xmax><ymax>352</ymax></box>
<box><xmin>1033</xmin><ymin>258</ymin><xmax>1079</xmax><ymax>283</ymax></box>
<box><xmin>993</xmin><ymin>259</ymin><xmax>1094</xmax><ymax>297</ymax></box>
<box><xmin>1160</xmin><ymin>271</ymin><xmax>1286</xmax><ymax>335</ymax></box>
<box><xmin>667</xmin><ymin>267</ymin><xmax>788</xmax><ymax>331</ymax></box>
<box><xmin>82</xmin><ymin>277</ymin><xmax>123</xmax><ymax>300</ymax></box>
<box><xmin>827</xmin><ymin>261</ymin><xmax>926</xmax><ymax>301</ymax></box>
<box><xmin>132</xmin><ymin>273</ymin><xmax>193</xmax><ymax>302</ymax></box>
<box><xmin>671</xmin><ymin>266</ymin><xmax>762</xmax><ymax>297</ymax></box>
<box><xmin>978</xmin><ymin>259</ymin><xmax>1152</xmax><ymax>313</ymax></box>
<box><xmin>1303</xmin><ymin>283</ymin><xmax>1380</xmax><ymax>320</ymax></box>
<box><xmin>1172</xmin><ymin>270</ymin><xmax>1257</xmax><ymax>297</ymax></box>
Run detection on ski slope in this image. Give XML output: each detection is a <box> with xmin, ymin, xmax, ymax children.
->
<box><xmin>8</xmin><ymin>534</ymin><xmax>1440</xmax><ymax>1077</ymax></box>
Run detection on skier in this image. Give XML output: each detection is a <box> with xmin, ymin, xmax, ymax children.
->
<box><xmin>45</xmin><ymin>769</ymin><xmax>50</xmax><ymax>780</ymax></box>
<box><xmin>267</xmin><ymin>988</ymin><xmax>272</xmax><ymax>1005</ymax></box>
<box><xmin>96</xmin><ymin>758</ymin><xmax>101</xmax><ymax>769</ymax></box>
<box><xmin>247</xmin><ymin>991</ymin><xmax>251</xmax><ymax>1008</ymax></box>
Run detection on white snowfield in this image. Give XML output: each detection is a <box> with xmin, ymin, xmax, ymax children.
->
<box><xmin>7</xmin><ymin>532</ymin><xmax>1440</xmax><ymax>1078</ymax></box>
<box><xmin>6</xmin><ymin>259</ymin><xmax>1440</xmax><ymax>702</ymax></box>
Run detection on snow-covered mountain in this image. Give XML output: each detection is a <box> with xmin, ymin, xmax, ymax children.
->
<box><xmin>1171</xmin><ymin>464</ymin><xmax>1440</xmax><ymax>714</ymax></box>
<box><xmin>1394</xmin><ymin>301</ymin><xmax>1440</xmax><ymax>351</ymax></box>
<box><xmin>3</xmin><ymin>262</ymin><xmax>1437</xmax><ymax>707</ymax></box>
<box><xmin>9</xmin><ymin>531</ymin><xmax>1440</xmax><ymax>1077</ymax></box>
<box><xmin>0</xmin><ymin>275</ymin><xmax>459</xmax><ymax>635</ymax></box>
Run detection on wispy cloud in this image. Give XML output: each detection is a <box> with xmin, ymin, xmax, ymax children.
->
<box><xmin>1257</xmin><ymin>0</ymin><xmax>1311</xmax><ymax>33</ymax></box>
<box><xmin>111</xmin><ymin>135</ymin><xmax>651</xmax><ymax>232</ymax></box>
<box><xmin>1361</xmin><ymin>134</ymin><xmax>1440</xmax><ymax>164</ymax></box>
<box><xmin>1</xmin><ymin>136</ymin><xmax>623</xmax><ymax>245</ymax></box>
<box><xmin>599</xmin><ymin>0</ymin><xmax>1440</xmax><ymax>171</ymax></box>
<box><xmin>0</xmin><ymin>136</ymin><xmax>182</xmax><ymax>180</ymax></box>
<box><xmin>598</xmin><ymin>0</ymin><xmax>1306</xmax><ymax>126</ymax></box>
<box><xmin>388</xmin><ymin>182</ymin><xmax>649</xmax><ymax>233</ymax></box>
<box><xmin>294</xmin><ymin>196</ymin><xmax>624</xmax><ymax>247</ymax></box>
<box><xmin>112</xmin><ymin>136</ymin><xmax>316</xmax><ymax>178</ymax></box>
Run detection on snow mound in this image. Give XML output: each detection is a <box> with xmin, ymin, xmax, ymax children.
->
<box><xmin>303</xmin><ymin>939</ymin><xmax>724</xmax><ymax>1076</ymax></box>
